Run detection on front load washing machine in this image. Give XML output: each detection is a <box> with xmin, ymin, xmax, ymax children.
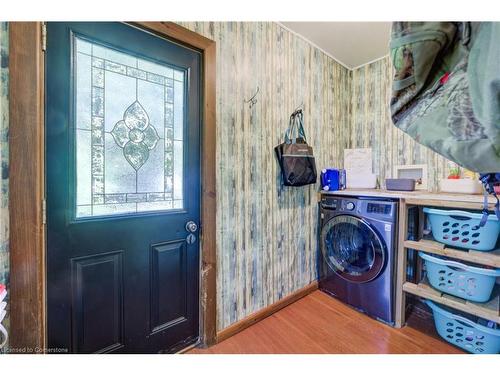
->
<box><xmin>318</xmin><ymin>194</ymin><xmax>398</xmax><ymax>325</ymax></box>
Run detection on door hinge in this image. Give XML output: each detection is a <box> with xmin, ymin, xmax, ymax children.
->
<box><xmin>41</xmin><ymin>22</ymin><xmax>47</xmax><ymax>52</ymax></box>
<box><xmin>42</xmin><ymin>199</ymin><xmax>47</xmax><ymax>225</ymax></box>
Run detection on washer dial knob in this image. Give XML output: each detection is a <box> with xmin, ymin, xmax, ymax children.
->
<box><xmin>346</xmin><ymin>202</ymin><xmax>355</xmax><ymax>211</ymax></box>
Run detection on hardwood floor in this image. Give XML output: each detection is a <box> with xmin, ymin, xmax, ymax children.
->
<box><xmin>190</xmin><ymin>290</ymin><xmax>462</xmax><ymax>354</ymax></box>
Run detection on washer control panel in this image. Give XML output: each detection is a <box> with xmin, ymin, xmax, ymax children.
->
<box><xmin>321</xmin><ymin>197</ymin><xmax>356</xmax><ymax>212</ymax></box>
<box><xmin>321</xmin><ymin>196</ymin><xmax>339</xmax><ymax>210</ymax></box>
<box><xmin>320</xmin><ymin>195</ymin><xmax>398</xmax><ymax>225</ymax></box>
<box><xmin>345</xmin><ymin>202</ymin><xmax>355</xmax><ymax>211</ymax></box>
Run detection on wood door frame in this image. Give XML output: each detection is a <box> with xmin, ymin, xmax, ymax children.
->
<box><xmin>9</xmin><ymin>21</ymin><xmax>217</xmax><ymax>351</ymax></box>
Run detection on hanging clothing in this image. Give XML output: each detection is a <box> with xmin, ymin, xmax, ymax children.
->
<box><xmin>389</xmin><ymin>22</ymin><xmax>500</xmax><ymax>173</ymax></box>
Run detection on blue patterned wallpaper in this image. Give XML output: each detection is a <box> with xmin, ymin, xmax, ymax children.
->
<box><xmin>178</xmin><ymin>22</ymin><xmax>351</xmax><ymax>330</ymax></box>
<box><xmin>0</xmin><ymin>22</ymin><xmax>9</xmax><ymax>351</ymax></box>
<box><xmin>349</xmin><ymin>56</ymin><xmax>449</xmax><ymax>191</ymax></box>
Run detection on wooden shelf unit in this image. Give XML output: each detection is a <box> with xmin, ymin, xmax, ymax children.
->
<box><xmin>395</xmin><ymin>197</ymin><xmax>500</xmax><ymax>328</ymax></box>
<box><xmin>403</xmin><ymin>279</ymin><xmax>500</xmax><ymax>324</ymax></box>
<box><xmin>404</xmin><ymin>239</ymin><xmax>500</xmax><ymax>268</ymax></box>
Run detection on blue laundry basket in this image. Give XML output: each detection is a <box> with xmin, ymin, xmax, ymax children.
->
<box><xmin>425</xmin><ymin>300</ymin><xmax>500</xmax><ymax>354</ymax></box>
<box><xmin>424</xmin><ymin>208</ymin><xmax>500</xmax><ymax>251</ymax></box>
<box><xmin>420</xmin><ymin>252</ymin><xmax>500</xmax><ymax>302</ymax></box>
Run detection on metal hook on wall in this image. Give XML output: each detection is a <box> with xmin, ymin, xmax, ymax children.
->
<box><xmin>244</xmin><ymin>86</ymin><xmax>260</xmax><ymax>109</ymax></box>
<box><xmin>291</xmin><ymin>102</ymin><xmax>304</xmax><ymax>117</ymax></box>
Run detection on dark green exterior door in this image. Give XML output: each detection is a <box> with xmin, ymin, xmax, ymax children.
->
<box><xmin>46</xmin><ymin>22</ymin><xmax>201</xmax><ymax>353</ymax></box>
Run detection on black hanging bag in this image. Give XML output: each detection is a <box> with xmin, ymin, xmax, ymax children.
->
<box><xmin>275</xmin><ymin>110</ymin><xmax>317</xmax><ymax>187</ymax></box>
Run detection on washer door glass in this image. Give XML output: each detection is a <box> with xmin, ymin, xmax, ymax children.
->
<box><xmin>321</xmin><ymin>215</ymin><xmax>385</xmax><ymax>283</ymax></box>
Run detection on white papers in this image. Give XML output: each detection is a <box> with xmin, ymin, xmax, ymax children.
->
<box><xmin>344</xmin><ymin>148</ymin><xmax>373</xmax><ymax>175</ymax></box>
<box><xmin>344</xmin><ymin>148</ymin><xmax>376</xmax><ymax>188</ymax></box>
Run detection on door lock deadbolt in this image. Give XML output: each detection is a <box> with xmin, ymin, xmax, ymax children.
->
<box><xmin>186</xmin><ymin>233</ymin><xmax>196</xmax><ymax>244</ymax></box>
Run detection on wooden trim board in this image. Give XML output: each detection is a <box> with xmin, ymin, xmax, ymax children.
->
<box><xmin>9</xmin><ymin>22</ymin><xmax>46</xmax><ymax>351</ymax></box>
<box><xmin>199</xmin><ymin>34</ymin><xmax>217</xmax><ymax>348</ymax></box>
<box><xmin>394</xmin><ymin>199</ymin><xmax>408</xmax><ymax>328</ymax></box>
<box><xmin>325</xmin><ymin>189</ymin><xmax>497</xmax><ymax>210</ymax></box>
<box><xmin>8</xmin><ymin>21</ymin><xmax>217</xmax><ymax>351</ymax></box>
<box><xmin>404</xmin><ymin>197</ymin><xmax>494</xmax><ymax>211</ymax></box>
<box><xmin>131</xmin><ymin>22</ymin><xmax>215</xmax><ymax>50</ymax></box>
<box><xmin>216</xmin><ymin>281</ymin><xmax>319</xmax><ymax>344</ymax></box>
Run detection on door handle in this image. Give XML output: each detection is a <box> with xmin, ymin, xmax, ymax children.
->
<box><xmin>185</xmin><ymin>221</ymin><xmax>198</xmax><ymax>233</ymax></box>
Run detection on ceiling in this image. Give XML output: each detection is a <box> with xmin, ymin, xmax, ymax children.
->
<box><xmin>280</xmin><ymin>22</ymin><xmax>392</xmax><ymax>69</ymax></box>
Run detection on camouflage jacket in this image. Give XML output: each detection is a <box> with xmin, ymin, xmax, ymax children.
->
<box><xmin>390</xmin><ymin>22</ymin><xmax>500</xmax><ymax>173</ymax></box>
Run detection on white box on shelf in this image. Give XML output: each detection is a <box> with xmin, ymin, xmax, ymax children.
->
<box><xmin>439</xmin><ymin>179</ymin><xmax>483</xmax><ymax>194</ymax></box>
<box><xmin>346</xmin><ymin>173</ymin><xmax>377</xmax><ymax>189</ymax></box>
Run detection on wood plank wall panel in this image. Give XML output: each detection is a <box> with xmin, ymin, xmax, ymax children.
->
<box><xmin>0</xmin><ymin>22</ymin><xmax>9</xmax><ymax>352</ymax></box>
<box><xmin>349</xmin><ymin>57</ymin><xmax>448</xmax><ymax>191</ymax></box>
<box><xmin>177</xmin><ymin>22</ymin><xmax>351</xmax><ymax>330</ymax></box>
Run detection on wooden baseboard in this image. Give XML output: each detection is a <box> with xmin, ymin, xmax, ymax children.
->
<box><xmin>216</xmin><ymin>281</ymin><xmax>318</xmax><ymax>344</ymax></box>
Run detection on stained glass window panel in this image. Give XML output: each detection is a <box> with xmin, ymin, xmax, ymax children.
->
<box><xmin>173</xmin><ymin>80</ymin><xmax>184</xmax><ymax>140</ymax></box>
<box><xmin>74</xmin><ymin>35</ymin><xmax>185</xmax><ymax>218</ymax></box>
<box><xmin>75</xmin><ymin>53</ymin><xmax>91</xmax><ymax>130</ymax></box>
